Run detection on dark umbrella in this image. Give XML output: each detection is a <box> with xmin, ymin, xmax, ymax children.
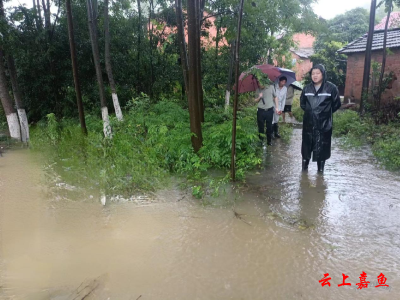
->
<box><xmin>237</xmin><ymin>64</ymin><xmax>282</xmax><ymax>93</ymax></box>
<box><xmin>274</xmin><ymin>67</ymin><xmax>297</xmax><ymax>87</ymax></box>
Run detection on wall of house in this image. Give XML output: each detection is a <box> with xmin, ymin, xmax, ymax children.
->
<box><xmin>293</xmin><ymin>33</ymin><xmax>315</xmax><ymax>48</ymax></box>
<box><xmin>291</xmin><ymin>53</ymin><xmax>313</xmax><ymax>81</ymax></box>
<box><xmin>344</xmin><ymin>48</ymin><xmax>400</xmax><ymax>102</ymax></box>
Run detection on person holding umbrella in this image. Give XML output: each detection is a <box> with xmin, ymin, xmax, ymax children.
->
<box><xmin>254</xmin><ymin>82</ymin><xmax>281</xmax><ymax>146</ymax></box>
<box><xmin>300</xmin><ymin>64</ymin><xmax>341</xmax><ymax>173</ymax></box>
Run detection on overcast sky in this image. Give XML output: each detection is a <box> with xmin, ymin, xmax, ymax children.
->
<box><xmin>7</xmin><ymin>0</ymin><xmax>372</xmax><ymax>20</ymax></box>
<box><xmin>312</xmin><ymin>0</ymin><xmax>371</xmax><ymax>19</ymax></box>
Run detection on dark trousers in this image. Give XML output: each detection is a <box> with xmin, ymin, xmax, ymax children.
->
<box><xmin>257</xmin><ymin>107</ymin><xmax>273</xmax><ymax>143</ymax></box>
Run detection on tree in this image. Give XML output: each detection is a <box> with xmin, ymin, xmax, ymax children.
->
<box><xmin>1</xmin><ymin>0</ymin><xmax>28</xmax><ymax>142</ymax></box>
<box><xmin>307</xmin><ymin>41</ymin><xmax>347</xmax><ymax>87</ymax></box>
<box><xmin>311</xmin><ymin>8</ymin><xmax>370</xmax><ymax>91</ymax></box>
<box><xmin>6</xmin><ymin>54</ymin><xmax>29</xmax><ymax>142</ymax></box>
<box><xmin>86</xmin><ymin>0</ymin><xmax>111</xmax><ymax>138</ymax></box>
<box><xmin>376</xmin><ymin>0</ymin><xmax>400</xmax><ymax>108</ymax></box>
<box><xmin>66</xmin><ymin>0</ymin><xmax>87</xmax><ymax>135</ymax></box>
<box><xmin>224</xmin><ymin>40</ymin><xmax>234</xmax><ymax>111</ymax></box>
<box><xmin>0</xmin><ymin>49</ymin><xmax>21</xmax><ymax>140</ymax></box>
<box><xmin>104</xmin><ymin>0</ymin><xmax>123</xmax><ymax>121</ymax></box>
<box><xmin>314</xmin><ymin>8</ymin><xmax>370</xmax><ymax>51</ymax></box>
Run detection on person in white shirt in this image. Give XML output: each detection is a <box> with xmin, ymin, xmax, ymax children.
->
<box><xmin>272</xmin><ymin>76</ymin><xmax>287</xmax><ymax>138</ymax></box>
<box><xmin>282</xmin><ymin>85</ymin><xmax>295</xmax><ymax>122</ymax></box>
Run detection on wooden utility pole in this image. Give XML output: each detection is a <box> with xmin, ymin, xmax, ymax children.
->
<box><xmin>175</xmin><ymin>0</ymin><xmax>189</xmax><ymax>93</ymax></box>
<box><xmin>187</xmin><ymin>0</ymin><xmax>203</xmax><ymax>152</ymax></box>
<box><xmin>360</xmin><ymin>0</ymin><xmax>376</xmax><ymax>114</ymax></box>
<box><xmin>196</xmin><ymin>0</ymin><xmax>204</xmax><ymax>122</ymax></box>
<box><xmin>230</xmin><ymin>0</ymin><xmax>245</xmax><ymax>181</ymax></box>
<box><xmin>377</xmin><ymin>1</ymin><xmax>392</xmax><ymax>109</ymax></box>
<box><xmin>66</xmin><ymin>0</ymin><xmax>87</xmax><ymax>135</ymax></box>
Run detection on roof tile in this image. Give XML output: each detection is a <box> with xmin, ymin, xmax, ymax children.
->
<box><xmin>338</xmin><ymin>28</ymin><xmax>400</xmax><ymax>54</ymax></box>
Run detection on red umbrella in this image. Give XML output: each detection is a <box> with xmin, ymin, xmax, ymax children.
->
<box><xmin>237</xmin><ymin>64</ymin><xmax>282</xmax><ymax>93</ymax></box>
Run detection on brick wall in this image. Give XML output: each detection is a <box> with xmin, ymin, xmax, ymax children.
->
<box><xmin>291</xmin><ymin>53</ymin><xmax>313</xmax><ymax>81</ymax></box>
<box><xmin>293</xmin><ymin>33</ymin><xmax>315</xmax><ymax>48</ymax></box>
<box><xmin>344</xmin><ymin>48</ymin><xmax>400</xmax><ymax>102</ymax></box>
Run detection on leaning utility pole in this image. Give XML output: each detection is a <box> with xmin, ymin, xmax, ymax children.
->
<box><xmin>230</xmin><ymin>0</ymin><xmax>245</xmax><ymax>181</ymax></box>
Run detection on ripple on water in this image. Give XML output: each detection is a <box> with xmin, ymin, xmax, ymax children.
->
<box><xmin>1</xmin><ymin>130</ymin><xmax>400</xmax><ymax>299</ymax></box>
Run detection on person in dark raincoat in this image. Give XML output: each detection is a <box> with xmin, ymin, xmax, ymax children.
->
<box><xmin>300</xmin><ymin>64</ymin><xmax>341</xmax><ymax>172</ymax></box>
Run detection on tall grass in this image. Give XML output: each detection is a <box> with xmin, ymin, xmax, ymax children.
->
<box><xmin>333</xmin><ymin>110</ymin><xmax>400</xmax><ymax>170</ymax></box>
<box><xmin>31</xmin><ymin>96</ymin><xmax>291</xmax><ymax>196</ymax></box>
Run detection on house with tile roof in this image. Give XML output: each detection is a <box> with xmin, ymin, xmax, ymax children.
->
<box><xmin>289</xmin><ymin>33</ymin><xmax>315</xmax><ymax>81</ymax></box>
<box><xmin>337</xmin><ymin>28</ymin><xmax>400</xmax><ymax>103</ymax></box>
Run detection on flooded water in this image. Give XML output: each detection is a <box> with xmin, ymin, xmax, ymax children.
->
<box><xmin>1</xmin><ymin>128</ymin><xmax>400</xmax><ymax>299</ymax></box>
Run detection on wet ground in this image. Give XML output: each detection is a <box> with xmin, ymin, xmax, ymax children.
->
<box><xmin>1</xmin><ymin>127</ymin><xmax>400</xmax><ymax>299</ymax></box>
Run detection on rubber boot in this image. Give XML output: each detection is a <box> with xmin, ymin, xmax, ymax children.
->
<box><xmin>317</xmin><ymin>160</ymin><xmax>325</xmax><ymax>173</ymax></box>
<box><xmin>267</xmin><ymin>134</ymin><xmax>272</xmax><ymax>146</ymax></box>
<box><xmin>302</xmin><ymin>159</ymin><xmax>309</xmax><ymax>171</ymax></box>
<box><xmin>273</xmin><ymin>123</ymin><xmax>281</xmax><ymax>138</ymax></box>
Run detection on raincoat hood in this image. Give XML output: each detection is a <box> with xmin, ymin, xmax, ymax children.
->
<box><xmin>310</xmin><ymin>64</ymin><xmax>327</xmax><ymax>84</ymax></box>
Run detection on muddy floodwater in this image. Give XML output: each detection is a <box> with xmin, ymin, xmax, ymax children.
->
<box><xmin>1</xmin><ymin>128</ymin><xmax>400</xmax><ymax>299</ymax></box>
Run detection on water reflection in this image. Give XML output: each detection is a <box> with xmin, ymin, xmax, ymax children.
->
<box><xmin>298</xmin><ymin>172</ymin><xmax>327</xmax><ymax>228</ymax></box>
<box><xmin>1</xmin><ymin>129</ymin><xmax>400</xmax><ymax>299</ymax></box>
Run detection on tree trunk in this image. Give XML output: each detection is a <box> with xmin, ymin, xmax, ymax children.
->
<box><xmin>377</xmin><ymin>4</ymin><xmax>392</xmax><ymax>110</ymax></box>
<box><xmin>187</xmin><ymin>0</ymin><xmax>202</xmax><ymax>152</ymax></box>
<box><xmin>104</xmin><ymin>0</ymin><xmax>123</xmax><ymax>121</ymax></box>
<box><xmin>32</xmin><ymin>0</ymin><xmax>40</xmax><ymax>30</ymax></box>
<box><xmin>6</xmin><ymin>55</ymin><xmax>30</xmax><ymax>142</ymax></box>
<box><xmin>230</xmin><ymin>0</ymin><xmax>245</xmax><ymax>181</ymax></box>
<box><xmin>41</xmin><ymin>0</ymin><xmax>51</xmax><ymax>35</ymax></box>
<box><xmin>0</xmin><ymin>0</ymin><xmax>21</xmax><ymax>140</ymax></box>
<box><xmin>196</xmin><ymin>0</ymin><xmax>204</xmax><ymax>122</ymax></box>
<box><xmin>215</xmin><ymin>7</ymin><xmax>220</xmax><ymax>89</ymax></box>
<box><xmin>175</xmin><ymin>0</ymin><xmax>189</xmax><ymax>94</ymax></box>
<box><xmin>148</xmin><ymin>0</ymin><xmax>155</xmax><ymax>98</ymax></box>
<box><xmin>86</xmin><ymin>0</ymin><xmax>112</xmax><ymax>138</ymax></box>
<box><xmin>360</xmin><ymin>0</ymin><xmax>376</xmax><ymax>115</ymax></box>
<box><xmin>36</xmin><ymin>0</ymin><xmax>43</xmax><ymax>29</ymax></box>
<box><xmin>66</xmin><ymin>0</ymin><xmax>87</xmax><ymax>135</ymax></box>
<box><xmin>0</xmin><ymin>49</ymin><xmax>21</xmax><ymax>140</ymax></box>
<box><xmin>225</xmin><ymin>41</ymin><xmax>235</xmax><ymax>111</ymax></box>
<box><xmin>135</xmin><ymin>0</ymin><xmax>142</xmax><ymax>92</ymax></box>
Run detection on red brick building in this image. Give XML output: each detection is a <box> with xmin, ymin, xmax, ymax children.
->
<box><xmin>290</xmin><ymin>33</ymin><xmax>315</xmax><ymax>81</ymax></box>
<box><xmin>338</xmin><ymin>28</ymin><xmax>400</xmax><ymax>102</ymax></box>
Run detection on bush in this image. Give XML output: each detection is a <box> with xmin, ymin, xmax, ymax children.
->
<box><xmin>292</xmin><ymin>96</ymin><xmax>304</xmax><ymax>122</ymax></box>
<box><xmin>30</xmin><ymin>100</ymin><xmax>268</xmax><ymax>196</ymax></box>
<box><xmin>333</xmin><ymin>110</ymin><xmax>400</xmax><ymax>170</ymax></box>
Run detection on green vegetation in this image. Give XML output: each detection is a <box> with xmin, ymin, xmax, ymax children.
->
<box><xmin>307</xmin><ymin>8</ymin><xmax>370</xmax><ymax>87</ymax></box>
<box><xmin>30</xmin><ymin>97</ymin><xmax>292</xmax><ymax>197</ymax></box>
<box><xmin>333</xmin><ymin>110</ymin><xmax>400</xmax><ymax>170</ymax></box>
<box><xmin>291</xmin><ymin>95</ymin><xmax>303</xmax><ymax>122</ymax></box>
